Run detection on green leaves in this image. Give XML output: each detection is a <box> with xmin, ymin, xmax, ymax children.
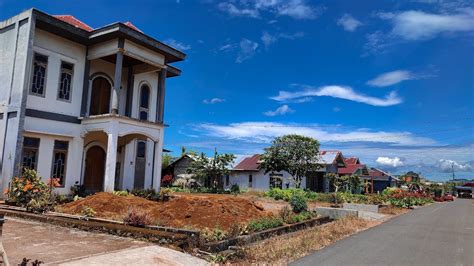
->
<box><xmin>260</xmin><ymin>134</ymin><xmax>321</xmax><ymax>188</ymax></box>
<box><xmin>187</xmin><ymin>149</ymin><xmax>235</xmax><ymax>189</ymax></box>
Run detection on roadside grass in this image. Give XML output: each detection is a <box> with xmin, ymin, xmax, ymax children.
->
<box><xmin>379</xmin><ymin>205</ymin><xmax>409</xmax><ymax>215</ymax></box>
<box><xmin>232</xmin><ymin>217</ymin><xmax>381</xmax><ymax>264</ymax></box>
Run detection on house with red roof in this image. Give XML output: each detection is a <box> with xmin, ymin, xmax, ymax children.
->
<box><xmin>0</xmin><ymin>9</ymin><xmax>185</xmax><ymax>194</ymax></box>
<box><xmin>223</xmin><ymin>151</ymin><xmax>346</xmax><ymax>192</ymax></box>
<box><xmin>360</xmin><ymin>168</ymin><xmax>399</xmax><ymax>193</ymax></box>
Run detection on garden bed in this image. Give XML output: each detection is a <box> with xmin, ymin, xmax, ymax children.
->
<box><xmin>58</xmin><ymin>192</ymin><xmax>270</xmax><ymax>231</ymax></box>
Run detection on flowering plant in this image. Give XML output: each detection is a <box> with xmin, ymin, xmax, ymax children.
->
<box><xmin>7</xmin><ymin>169</ymin><xmax>54</xmax><ymax>213</ymax></box>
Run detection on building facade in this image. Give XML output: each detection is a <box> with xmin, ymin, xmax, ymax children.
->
<box><xmin>0</xmin><ymin>9</ymin><xmax>185</xmax><ymax>194</ymax></box>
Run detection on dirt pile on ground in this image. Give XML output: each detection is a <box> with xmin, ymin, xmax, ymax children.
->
<box><xmin>59</xmin><ymin>192</ymin><xmax>269</xmax><ymax>230</ymax></box>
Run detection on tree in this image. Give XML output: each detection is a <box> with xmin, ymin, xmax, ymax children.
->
<box><xmin>348</xmin><ymin>174</ymin><xmax>362</xmax><ymax>194</ymax></box>
<box><xmin>326</xmin><ymin>173</ymin><xmax>350</xmax><ymax>205</ymax></box>
<box><xmin>162</xmin><ymin>154</ymin><xmax>172</xmax><ymax>169</ymax></box>
<box><xmin>187</xmin><ymin>149</ymin><xmax>235</xmax><ymax>189</ymax></box>
<box><xmin>260</xmin><ymin>134</ymin><xmax>321</xmax><ymax>189</ymax></box>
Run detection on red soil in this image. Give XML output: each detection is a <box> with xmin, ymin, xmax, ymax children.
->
<box><xmin>59</xmin><ymin>192</ymin><xmax>269</xmax><ymax>230</ymax></box>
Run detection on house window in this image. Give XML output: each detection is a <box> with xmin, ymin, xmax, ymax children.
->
<box><xmin>225</xmin><ymin>175</ymin><xmax>230</xmax><ymax>187</ymax></box>
<box><xmin>270</xmin><ymin>174</ymin><xmax>283</xmax><ymax>189</ymax></box>
<box><xmin>58</xmin><ymin>62</ymin><xmax>74</xmax><ymax>101</ymax></box>
<box><xmin>22</xmin><ymin>137</ymin><xmax>40</xmax><ymax>172</ymax></box>
<box><xmin>51</xmin><ymin>140</ymin><xmax>68</xmax><ymax>186</ymax></box>
<box><xmin>31</xmin><ymin>53</ymin><xmax>48</xmax><ymax>96</ymax></box>
<box><xmin>248</xmin><ymin>174</ymin><xmax>253</xmax><ymax>188</ymax></box>
<box><xmin>136</xmin><ymin>141</ymin><xmax>146</xmax><ymax>158</ymax></box>
<box><xmin>139</xmin><ymin>84</ymin><xmax>150</xmax><ymax>120</ymax></box>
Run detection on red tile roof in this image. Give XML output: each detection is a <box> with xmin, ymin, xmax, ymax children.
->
<box><xmin>233</xmin><ymin>154</ymin><xmax>261</xmax><ymax>171</ymax></box>
<box><xmin>53</xmin><ymin>16</ymin><xmax>143</xmax><ymax>33</ymax></box>
<box><xmin>344</xmin><ymin>157</ymin><xmax>360</xmax><ymax>165</ymax></box>
<box><xmin>53</xmin><ymin>15</ymin><xmax>93</xmax><ymax>32</ymax></box>
<box><xmin>338</xmin><ymin>164</ymin><xmax>365</xmax><ymax>175</ymax></box>
<box><xmin>124</xmin><ymin>21</ymin><xmax>143</xmax><ymax>33</ymax></box>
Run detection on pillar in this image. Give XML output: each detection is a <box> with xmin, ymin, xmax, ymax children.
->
<box><xmin>111</xmin><ymin>39</ymin><xmax>124</xmax><ymax>115</ymax></box>
<box><xmin>152</xmin><ymin>130</ymin><xmax>164</xmax><ymax>191</ymax></box>
<box><xmin>155</xmin><ymin>68</ymin><xmax>167</xmax><ymax>123</ymax></box>
<box><xmin>104</xmin><ymin>122</ymin><xmax>118</xmax><ymax>192</ymax></box>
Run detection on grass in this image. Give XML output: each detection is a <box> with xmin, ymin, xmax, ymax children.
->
<box><xmin>231</xmin><ymin>217</ymin><xmax>380</xmax><ymax>264</ymax></box>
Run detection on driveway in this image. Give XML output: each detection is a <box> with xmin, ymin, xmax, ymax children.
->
<box><xmin>2</xmin><ymin>217</ymin><xmax>206</xmax><ymax>265</ymax></box>
<box><xmin>292</xmin><ymin>199</ymin><xmax>474</xmax><ymax>266</ymax></box>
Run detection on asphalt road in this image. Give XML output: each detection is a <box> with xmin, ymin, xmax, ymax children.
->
<box><xmin>292</xmin><ymin>199</ymin><xmax>474</xmax><ymax>266</ymax></box>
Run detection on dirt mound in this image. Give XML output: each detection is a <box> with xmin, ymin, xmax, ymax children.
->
<box><xmin>59</xmin><ymin>192</ymin><xmax>269</xmax><ymax>230</ymax></box>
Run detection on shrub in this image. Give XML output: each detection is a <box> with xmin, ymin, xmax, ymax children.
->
<box><xmin>230</xmin><ymin>184</ymin><xmax>240</xmax><ymax>195</ymax></box>
<box><xmin>70</xmin><ymin>181</ymin><xmax>88</xmax><ymax>197</ymax></box>
<box><xmin>7</xmin><ymin>169</ymin><xmax>55</xmax><ymax>213</ymax></box>
<box><xmin>159</xmin><ymin>188</ymin><xmax>172</xmax><ymax>201</ymax></box>
<box><xmin>130</xmin><ymin>188</ymin><xmax>160</xmax><ymax>201</ymax></box>
<box><xmin>81</xmin><ymin>206</ymin><xmax>96</xmax><ymax>218</ymax></box>
<box><xmin>290</xmin><ymin>193</ymin><xmax>308</xmax><ymax>213</ymax></box>
<box><xmin>200</xmin><ymin>226</ymin><xmax>228</xmax><ymax>242</ymax></box>
<box><xmin>161</xmin><ymin>174</ymin><xmax>173</xmax><ymax>187</ymax></box>
<box><xmin>247</xmin><ymin>217</ymin><xmax>284</xmax><ymax>232</ymax></box>
<box><xmin>286</xmin><ymin>211</ymin><xmax>316</xmax><ymax>224</ymax></box>
<box><xmin>265</xmin><ymin>188</ymin><xmax>307</xmax><ymax>201</ymax></box>
<box><xmin>123</xmin><ymin>208</ymin><xmax>153</xmax><ymax>227</ymax></box>
<box><xmin>387</xmin><ymin>191</ymin><xmax>433</xmax><ymax>208</ymax></box>
<box><xmin>112</xmin><ymin>190</ymin><xmax>130</xmax><ymax>197</ymax></box>
<box><xmin>278</xmin><ymin>206</ymin><xmax>293</xmax><ymax>223</ymax></box>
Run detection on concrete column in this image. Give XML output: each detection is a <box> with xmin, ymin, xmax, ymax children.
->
<box><xmin>152</xmin><ymin>130</ymin><xmax>164</xmax><ymax>191</ymax></box>
<box><xmin>155</xmin><ymin>68</ymin><xmax>167</xmax><ymax>123</ymax></box>
<box><xmin>104</xmin><ymin>122</ymin><xmax>118</xmax><ymax>192</ymax></box>
<box><xmin>111</xmin><ymin>39</ymin><xmax>125</xmax><ymax>115</ymax></box>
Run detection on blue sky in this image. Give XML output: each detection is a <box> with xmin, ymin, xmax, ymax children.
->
<box><xmin>2</xmin><ymin>0</ymin><xmax>473</xmax><ymax>181</ymax></box>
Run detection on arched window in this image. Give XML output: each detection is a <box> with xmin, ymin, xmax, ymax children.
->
<box><xmin>139</xmin><ymin>84</ymin><xmax>150</xmax><ymax>120</ymax></box>
<box><xmin>90</xmin><ymin>76</ymin><xmax>111</xmax><ymax>115</ymax></box>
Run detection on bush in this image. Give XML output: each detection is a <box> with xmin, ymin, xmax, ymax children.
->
<box><xmin>7</xmin><ymin>169</ymin><xmax>56</xmax><ymax>213</ymax></box>
<box><xmin>81</xmin><ymin>206</ymin><xmax>96</xmax><ymax>218</ymax></box>
<box><xmin>286</xmin><ymin>211</ymin><xmax>316</xmax><ymax>224</ymax></box>
<box><xmin>265</xmin><ymin>188</ymin><xmax>307</xmax><ymax>201</ymax></box>
<box><xmin>123</xmin><ymin>208</ymin><xmax>153</xmax><ymax>227</ymax></box>
<box><xmin>200</xmin><ymin>226</ymin><xmax>228</xmax><ymax>242</ymax></box>
<box><xmin>278</xmin><ymin>206</ymin><xmax>293</xmax><ymax>223</ymax></box>
<box><xmin>230</xmin><ymin>184</ymin><xmax>240</xmax><ymax>195</ymax></box>
<box><xmin>159</xmin><ymin>188</ymin><xmax>172</xmax><ymax>201</ymax></box>
<box><xmin>387</xmin><ymin>191</ymin><xmax>433</xmax><ymax>208</ymax></box>
<box><xmin>161</xmin><ymin>174</ymin><xmax>173</xmax><ymax>187</ymax></box>
<box><xmin>290</xmin><ymin>193</ymin><xmax>308</xmax><ymax>213</ymax></box>
<box><xmin>247</xmin><ymin>216</ymin><xmax>284</xmax><ymax>232</ymax></box>
<box><xmin>112</xmin><ymin>190</ymin><xmax>130</xmax><ymax>197</ymax></box>
<box><xmin>130</xmin><ymin>188</ymin><xmax>160</xmax><ymax>201</ymax></box>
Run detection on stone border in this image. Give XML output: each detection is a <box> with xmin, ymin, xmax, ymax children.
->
<box><xmin>202</xmin><ymin>216</ymin><xmax>332</xmax><ymax>252</ymax></box>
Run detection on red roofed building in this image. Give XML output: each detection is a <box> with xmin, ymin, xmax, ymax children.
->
<box><xmin>338</xmin><ymin>157</ymin><xmax>368</xmax><ymax>176</ymax></box>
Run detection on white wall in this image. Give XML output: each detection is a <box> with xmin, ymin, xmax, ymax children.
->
<box><xmin>225</xmin><ymin>170</ymin><xmax>307</xmax><ymax>191</ymax></box>
<box><xmin>26</xmin><ymin>29</ymin><xmax>86</xmax><ymax>116</ymax></box>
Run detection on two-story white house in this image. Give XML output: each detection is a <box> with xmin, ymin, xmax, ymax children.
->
<box><xmin>0</xmin><ymin>9</ymin><xmax>186</xmax><ymax>194</ymax></box>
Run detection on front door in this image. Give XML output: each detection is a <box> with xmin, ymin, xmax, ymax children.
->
<box><xmin>90</xmin><ymin>77</ymin><xmax>111</xmax><ymax>115</ymax></box>
<box><xmin>84</xmin><ymin>146</ymin><xmax>106</xmax><ymax>192</ymax></box>
<box><xmin>134</xmin><ymin>141</ymin><xmax>146</xmax><ymax>189</ymax></box>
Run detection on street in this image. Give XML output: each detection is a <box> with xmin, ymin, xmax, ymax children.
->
<box><xmin>292</xmin><ymin>199</ymin><xmax>474</xmax><ymax>266</ymax></box>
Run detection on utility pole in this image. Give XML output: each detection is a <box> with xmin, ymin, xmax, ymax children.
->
<box><xmin>451</xmin><ymin>162</ymin><xmax>455</xmax><ymax>181</ymax></box>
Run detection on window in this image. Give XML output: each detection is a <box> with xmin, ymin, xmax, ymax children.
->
<box><xmin>58</xmin><ymin>62</ymin><xmax>74</xmax><ymax>101</ymax></box>
<box><xmin>225</xmin><ymin>175</ymin><xmax>230</xmax><ymax>187</ymax></box>
<box><xmin>22</xmin><ymin>137</ymin><xmax>40</xmax><ymax>172</ymax></box>
<box><xmin>51</xmin><ymin>140</ymin><xmax>68</xmax><ymax>186</ymax></box>
<box><xmin>136</xmin><ymin>141</ymin><xmax>146</xmax><ymax>158</ymax></box>
<box><xmin>270</xmin><ymin>174</ymin><xmax>283</xmax><ymax>189</ymax></box>
<box><xmin>31</xmin><ymin>53</ymin><xmax>48</xmax><ymax>96</ymax></box>
<box><xmin>248</xmin><ymin>174</ymin><xmax>253</xmax><ymax>188</ymax></box>
<box><xmin>139</xmin><ymin>84</ymin><xmax>150</xmax><ymax>120</ymax></box>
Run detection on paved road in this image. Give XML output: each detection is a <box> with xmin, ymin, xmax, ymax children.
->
<box><xmin>292</xmin><ymin>199</ymin><xmax>474</xmax><ymax>266</ymax></box>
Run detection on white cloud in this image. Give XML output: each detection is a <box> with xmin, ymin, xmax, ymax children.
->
<box><xmin>376</xmin><ymin>156</ymin><xmax>405</xmax><ymax>167</ymax></box>
<box><xmin>236</xmin><ymin>39</ymin><xmax>259</xmax><ymax>63</ymax></box>
<box><xmin>217</xmin><ymin>0</ymin><xmax>323</xmax><ymax>20</ymax></box>
<box><xmin>203</xmin><ymin>98</ymin><xmax>226</xmax><ymax>104</ymax></box>
<box><xmin>218</xmin><ymin>43</ymin><xmax>235</xmax><ymax>52</ymax></box>
<box><xmin>218</xmin><ymin>2</ymin><xmax>260</xmax><ymax>18</ymax></box>
<box><xmin>195</xmin><ymin>122</ymin><xmax>436</xmax><ymax>146</ymax></box>
<box><xmin>437</xmin><ymin>159</ymin><xmax>472</xmax><ymax>172</ymax></box>
<box><xmin>367</xmin><ymin>70</ymin><xmax>414</xmax><ymax>87</ymax></box>
<box><xmin>264</xmin><ymin>105</ymin><xmax>295</xmax><ymax>116</ymax></box>
<box><xmin>337</xmin><ymin>14</ymin><xmax>362</xmax><ymax>32</ymax></box>
<box><xmin>379</xmin><ymin>8</ymin><xmax>474</xmax><ymax>40</ymax></box>
<box><xmin>261</xmin><ymin>31</ymin><xmax>304</xmax><ymax>48</ymax></box>
<box><xmin>270</xmin><ymin>85</ymin><xmax>403</xmax><ymax>106</ymax></box>
<box><xmin>164</xmin><ymin>39</ymin><xmax>191</xmax><ymax>51</ymax></box>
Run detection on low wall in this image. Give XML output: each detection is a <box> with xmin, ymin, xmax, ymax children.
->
<box><xmin>202</xmin><ymin>216</ymin><xmax>332</xmax><ymax>252</ymax></box>
<box><xmin>343</xmin><ymin>203</ymin><xmax>380</xmax><ymax>213</ymax></box>
<box><xmin>314</xmin><ymin>207</ymin><xmax>358</xmax><ymax>219</ymax></box>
